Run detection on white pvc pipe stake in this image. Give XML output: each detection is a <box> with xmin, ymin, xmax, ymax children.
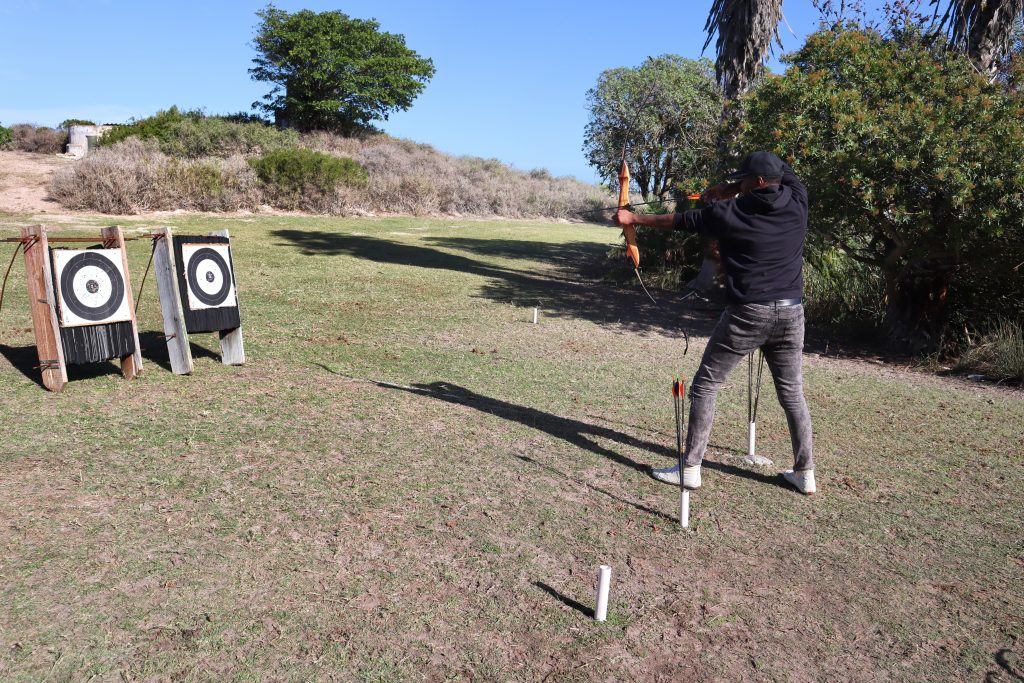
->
<box><xmin>680</xmin><ymin>489</ymin><xmax>690</xmax><ymax>528</ymax></box>
<box><xmin>595</xmin><ymin>565</ymin><xmax>612</xmax><ymax>621</ymax></box>
<box><xmin>745</xmin><ymin>421</ymin><xmax>774</xmax><ymax>466</ymax></box>
<box><xmin>533</xmin><ymin>307</ymin><xmax>538</xmax><ymax>324</ymax></box>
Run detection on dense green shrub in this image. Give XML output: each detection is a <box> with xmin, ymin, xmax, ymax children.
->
<box><xmin>735</xmin><ymin>25</ymin><xmax>1024</xmax><ymax>352</ymax></box>
<box><xmin>0</xmin><ymin>123</ymin><xmax>11</xmax><ymax>147</ymax></box>
<box><xmin>59</xmin><ymin>119</ymin><xmax>96</xmax><ymax>128</ymax></box>
<box><xmin>250</xmin><ymin>147</ymin><xmax>368</xmax><ymax>201</ymax></box>
<box><xmin>100</xmin><ymin>106</ymin><xmax>298</xmax><ymax>158</ymax></box>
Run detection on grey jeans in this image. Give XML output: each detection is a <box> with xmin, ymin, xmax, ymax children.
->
<box><xmin>684</xmin><ymin>303</ymin><xmax>814</xmax><ymax>471</ymax></box>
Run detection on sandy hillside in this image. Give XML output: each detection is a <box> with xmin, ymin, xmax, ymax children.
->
<box><xmin>0</xmin><ymin>151</ymin><xmax>72</xmax><ymax>214</ymax></box>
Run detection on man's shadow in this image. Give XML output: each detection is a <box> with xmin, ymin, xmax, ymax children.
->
<box><xmin>373</xmin><ymin>379</ymin><xmax>788</xmax><ymax>491</ymax></box>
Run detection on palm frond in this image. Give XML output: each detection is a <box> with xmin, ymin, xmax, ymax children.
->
<box><xmin>931</xmin><ymin>0</ymin><xmax>1024</xmax><ymax>73</ymax></box>
<box><xmin>703</xmin><ymin>0</ymin><xmax>784</xmax><ymax>99</ymax></box>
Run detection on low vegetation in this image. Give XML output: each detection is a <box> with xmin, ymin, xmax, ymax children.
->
<box><xmin>0</xmin><ymin>123</ymin><xmax>66</xmax><ymax>154</ymax></box>
<box><xmin>98</xmin><ymin>106</ymin><xmax>298</xmax><ymax>158</ymax></box>
<box><xmin>49</xmin><ymin>109</ymin><xmax>610</xmax><ymax>220</ymax></box>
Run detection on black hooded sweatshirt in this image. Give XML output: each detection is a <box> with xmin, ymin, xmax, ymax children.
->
<box><xmin>673</xmin><ymin>164</ymin><xmax>807</xmax><ymax>304</ymax></box>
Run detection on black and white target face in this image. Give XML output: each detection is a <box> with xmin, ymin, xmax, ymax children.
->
<box><xmin>182</xmin><ymin>244</ymin><xmax>237</xmax><ymax>310</ymax></box>
<box><xmin>53</xmin><ymin>249</ymin><xmax>132</xmax><ymax>327</ymax></box>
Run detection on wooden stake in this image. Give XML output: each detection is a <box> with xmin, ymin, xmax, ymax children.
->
<box><xmin>210</xmin><ymin>229</ymin><xmax>245</xmax><ymax>366</ymax></box>
<box><xmin>101</xmin><ymin>226</ymin><xmax>143</xmax><ymax>379</ymax></box>
<box><xmin>151</xmin><ymin>227</ymin><xmax>193</xmax><ymax>374</ymax></box>
<box><xmin>21</xmin><ymin>225</ymin><xmax>67</xmax><ymax>392</ymax></box>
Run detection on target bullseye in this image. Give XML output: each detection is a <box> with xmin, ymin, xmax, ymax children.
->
<box><xmin>182</xmin><ymin>244</ymin><xmax>236</xmax><ymax>310</ymax></box>
<box><xmin>53</xmin><ymin>249</ymin><xmax>132</xmax><ymax>327</ymax></box>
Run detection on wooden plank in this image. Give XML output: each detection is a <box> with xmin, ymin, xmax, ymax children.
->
<box><xmin>151</xmin><ymin>228</ymin><xmax>193</xmax><ymax>374</ymax></box>
<box><xmin>21</xmin><ymin>225</ymin><xmax>67</xmax><ymax>392</ymax></box>
<box><xmin>101</xmin><ymin>226</ymin><xmax>143</xmax><ymax>379</ymax></box>
<box><xmin>210</xmin><ymin>229</ymin><xmax>246</xmax><ymax>366</ymax></box>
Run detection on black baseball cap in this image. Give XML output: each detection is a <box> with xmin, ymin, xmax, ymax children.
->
<box><xmin>726</xmin><ymin>151</ymin><xmax>784</xmax><ymax>180</ymax></box>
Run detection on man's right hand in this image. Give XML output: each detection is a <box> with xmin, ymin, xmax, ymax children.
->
<box><xmin>702</xmin><ymin>182</ymin><xmax>741</xmax><ymax>202</ymax></box>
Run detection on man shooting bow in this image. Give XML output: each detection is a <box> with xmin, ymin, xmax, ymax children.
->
<box><xmin>616</xmin><ymin>151</ymin><xmax>816</xmax><ymax>495</ymax></box>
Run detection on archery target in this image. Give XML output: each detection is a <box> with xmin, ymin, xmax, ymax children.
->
<box><xmin>181</xmin><ymin>243</ymin><xmax>237</xmax><ymax>310</ymax></box>
<box><xmin>53</xmin><ymin>249</ymin><xmax>132</xmax><ymax>327</ymax></box>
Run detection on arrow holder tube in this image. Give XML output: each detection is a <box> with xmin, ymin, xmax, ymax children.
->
<box><xmin>595</xmin><ymin>565</ymin><xmax>612</xmax><ymax>622</ymax></box>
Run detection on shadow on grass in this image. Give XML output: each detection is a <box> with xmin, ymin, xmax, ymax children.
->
<box><xmin>0</xmin><ymin>342</ymin><xmax>125</xmax><ymax>388</ymax></box>
<box><xmin>993</xmin><ymin>649</ymin><xmax>1024</xmax><ymax>682</ymax></box>
<box><xmin>533</xmin><ymin>581</ymin><xmax>593</xmax><ymax>618</ymax></box>
<box><xmin>137</xmin><ymin>330</ymin><xmax>221</xmax><ymax>373</ymax></box>
<box><xmin>514</xmin><ymin>454</ymin><xmax>675</xmax><ymax>523</ymax></box>
<box><xmin>367</xmin><ymin>378</ymin><xmax>791</xmax><ymax>493</ymax></box>
<box><xmin>272</xmin><ymin>229</ymin><xmax>716</xmax><ymax>335</ymax></box>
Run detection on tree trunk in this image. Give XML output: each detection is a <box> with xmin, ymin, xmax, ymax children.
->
<box><xmin>881</xmin><ymin>257</ymin><xmax>956</xmax><ymax>354</ymax></box>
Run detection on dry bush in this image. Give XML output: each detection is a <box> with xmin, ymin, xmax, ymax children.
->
<box><xmin>6</xmin><ymin>124</ymin><xmax>67</xmax><ymax>154</ymax></box>
<box><xmin>49</xmin><ymin>139</ymin><xmax>261</xmax><ymax>214</ymax></box>
<box><xmin>50</xmin><ymin>131</ymin><xmax>610</xmax><ymax>218</ymax></box>
<box><xmin>305</xmin><ymin>132</ymin><xmax>610</xmax><ymax>219</ymax></box>
<box><xmin>955</xmin><ymin>318</ymin><xmax>1024</xmax><ymax>382</ymax></box>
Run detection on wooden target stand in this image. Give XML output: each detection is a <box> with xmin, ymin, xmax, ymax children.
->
<box><xmin>20</xmin><ymin>225</ymin><xmax>143</xmax><ymax>392</ymax></box>
<box><xmin>150</xmin><ymin>227</ymin><xmax>245</xmax><ymax>374</ymax></box>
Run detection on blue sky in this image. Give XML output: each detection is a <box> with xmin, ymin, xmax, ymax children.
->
<box><xmin>1</xmin><ymin>0</ymin><xmax>888</xmax><ymax>183</ymax></box>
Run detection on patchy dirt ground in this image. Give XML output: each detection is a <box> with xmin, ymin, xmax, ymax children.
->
<box><xmin>0</xmin><ymin>151</ymin><xmax>72</xmax><ymax>215</ymax></box>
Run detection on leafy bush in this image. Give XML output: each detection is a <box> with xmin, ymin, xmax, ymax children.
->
<box><xmin>100</xmin><ymin>106</ymin><xmax>298</xmax><ymax>158</ymax></box>
<box><xmin>250</xmin><ymin>147</ymin><xmax>368</xmax><ymax>210</ymax></box>
<box><xmin>59</xmin><ymin>119</ymin><xmax>96</xmax><ymax>129</ymax></box>
<box><xmin>6</xmin><ymin>124</ymin><xmax>67</xmax><ymax>153</ymax></box>
<box><xmin>0</xmin><ymin>123</ymin><xmax>11</xmax><ymax>147</ymax></box>
<box><xmin>735</xmin><ymin>25</ymin><xmax>1024</xmax><ymax>352</ymax></box>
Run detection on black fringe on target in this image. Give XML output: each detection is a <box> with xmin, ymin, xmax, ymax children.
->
<box><xmin>60</xmin><ymin>321</ymin><xmax>136</xmax><ymax>365</ymax></box>
<box><xmin>172</xmin><ymin>235</ymin><xmax>241</xmax><ymax>333</ymax></box>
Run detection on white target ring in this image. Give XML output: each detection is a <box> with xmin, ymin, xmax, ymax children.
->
<box><xmin>181</xmin><ymin>243</ymin><xmax>237</xmax><ymax>310</ymax></box>
<box><xmin>53</xmin><ymin>249</ymin><xmax>132</xmax><ymax>327</ymax></box>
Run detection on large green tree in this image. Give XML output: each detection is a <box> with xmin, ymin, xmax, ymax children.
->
<box><xmin>702</xmin><ymin>1</ymin><xmax>1024</xmax><ymax>100</ymax></box>
<box><xmin>250</xmin><ymin>5</ymin><xmax>435</xmax><ymax>134</ymax></box>
<box><xmin>735</xmin><ymin>24</ymin><xmax>1024</xmax><ymax>350</ymax></box>
<box><xmin>583</xmin><ymin>56</ymin><xmax>722</xmax><ymax>201</ymax></box>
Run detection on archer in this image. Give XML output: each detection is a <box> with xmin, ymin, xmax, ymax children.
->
<box><xmin>617</xmin><ymin>151</ymin><xmax>816</xmax><ymax>495</ymax></box>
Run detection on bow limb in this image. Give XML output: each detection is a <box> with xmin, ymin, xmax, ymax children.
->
<box><xmin>617</xmin><ymin>159</ymin><xmax>640</xmax><ymax>269</ymax></box>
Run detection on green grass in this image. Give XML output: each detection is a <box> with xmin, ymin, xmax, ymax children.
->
<box><xmin>0</xmin><ymin>213</ymin><xmax>1022</xmax><ymax>681</ymax></box>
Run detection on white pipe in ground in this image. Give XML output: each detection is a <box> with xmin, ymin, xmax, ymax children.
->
<box><xmin>595</xmin><ymin>565</ymin><xmax>612</xmax><ymax>621</ymax></box>
<box><xmin>745</xmin><ymin>422</ymin><xmax>773</xmax><ymax>466</ymax></box>
<box><xmin>680</xmin><ymin>489</ymin><xmax>689</xmax><ymax>528</ymax></box>
<box><xmin>533</xmin><ymin>307</ymin><xmax>538</xmax><ymax>324</ymax></box>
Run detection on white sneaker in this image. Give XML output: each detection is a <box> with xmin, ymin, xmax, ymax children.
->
<box><xmin>783</xmin><ymin>469</ymin><xmax>816</xmax><ymax>495</ymax></box>
<box><xmin>650</xmin><ymin>464</ymin><xmax>701</xmax><ymax>489</ymax></box>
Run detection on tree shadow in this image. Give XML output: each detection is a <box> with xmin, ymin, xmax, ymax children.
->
<box><xmin>533</xmin><ymin>581</ymin><xmax>593</xmax><ymax>618</ymax></box>
<box><xmin>272</xmin><ymin>229</ymin><xmax>718</xmax><ymax>335</ymax></box>
<box><xmin>421</xmin><ymin>236</ymin><xmax>606</xmax><ymax>274</ymax></box>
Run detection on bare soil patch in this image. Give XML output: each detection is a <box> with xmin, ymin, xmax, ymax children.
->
<box><xmin>0</xmin><ymin>151</ymin><xmax>73</xmax><ymax>214</ymax></box>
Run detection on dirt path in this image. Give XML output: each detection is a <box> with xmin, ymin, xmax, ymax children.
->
<box><xmin>0</xmin><ymin>151</ymin><xmax>74</xmax><ymax>215</ymax></box>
